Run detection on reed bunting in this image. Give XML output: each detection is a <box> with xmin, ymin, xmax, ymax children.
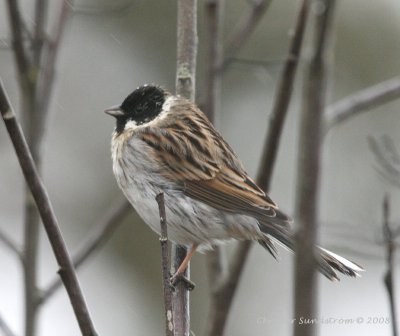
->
<box><xmin>105</xmin><ymin>84</ymin><xmax>363</xmax><ymax>282</ymax></box>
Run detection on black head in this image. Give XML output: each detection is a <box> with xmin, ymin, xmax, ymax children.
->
<box><xmin>105</xmin><ymin>85</ymin><xmax>167</xmax><ymax>133</ymax></box>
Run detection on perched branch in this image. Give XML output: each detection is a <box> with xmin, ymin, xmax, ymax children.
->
<box><xmin>293</xmin><ymin>2</ymin><xmax>336</xmax><ymax>336</ymax></box>
<box><xmin>0</xmin><ymin>229</ymin><xmax>22</xmax><ymax>259</ymax></box>
<box><xmin>174</xmin><ymin>1</ymin><xmax>198</xmax><ymax>335</ymax></box>
<box><xmin>41</xmin><ymin>198</ymin><xmax>131</xmax><ymax>303</ymax></box>
<box><xmin>156</xmin><ymin>193</ymin><xmax>174</xmax><ymax>336</ymax></box>
<box><xmin>205</xmin><ymin>2</ymin><xmax>310</xmax><ymax>334</ymax></box>
<box><xmin>0</xmin><ymin>80</ymin><xmax>98</xmax><ymax>336</ymax></box>
<box><xmin>324</xmin><ymin>76</ymin><xmax>400</xmax><ymax>134</ymax></box>
<box><xmin>220</xmin><ymin>0</ymin><xmax>272</xmax><ymax>70</ymax></box>
<box><xmin>382</xmin><ymin>195</ymin><xmax>399</xmax><ymax>336</ymax></box>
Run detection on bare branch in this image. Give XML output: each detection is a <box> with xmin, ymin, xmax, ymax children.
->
<box><xmin>0</xmin><ymin>313</ymin><xmax>17</xmax><ymax>336</ymax></box>
<box><xmin>40</xmin><ymin>198</ymin><xmax>131</xmax><ymax>303</ymax></box>
<box><xmin>382</xmin><ymin>195</ymin><xmax>399</xmax><ymax>336</ymax></box>
<box><xmin>202</xmin><ymin>0</ymin><xmax>225</xmax><ymax>293</ymax></box>
<box><xmin>257</xmin><ymin>0</ymin><xmax>310</xmax><ymax>191</ymax></box>
<box><xmin>5</xmin><ymin>0</ymin><xmax>30</xmax><ymax>84</ymax></box>
<box><xmin>0</xmin><ymin>80</ymin><xmax>98</xmax><ymax>336</ymax></box>
<box><xmin>0</xmin><ymin>229</ymin><xmax>22</xmax><ymax>259</ymax></box>
<box><xmin>33</xmin><ymin>0</ymin><xmax>48</xmax><ymax>67</ymax></box>
<box><xmin>174</xmin><ymin>1</ymin><xmax>198</xmax><ymax>334</ymax></box>
<box><xmin>220</xmin><ymin>0</ymin><xmax>273</xmax><ymax>70</ymax></box>
<box><xmin>368</xmin><ymin>135</ymin><xmax>400</xmax><ymax>188</ymax></box>
<box><xmin>294</xmin><ymin>2</ymin><xmax>336</xmax><ymax>336</ymax></box>
<box><xmin>156</xmin><ymin>193</ymin><xmax>174</xmax><ymax>336</ymax></box>
<box><xmin>324</xmin><ymin>76</ymin><xmax>400</xmax><ymax>134</ymax></box>
<box><xmin>35</xmin><ymin>0</ymin><xmax>73</xmax><ymax>137</ymax></box>
<box><xmin>204</xmin><ymin>2</ymin><xmax>310</xmax><ymax>334</ymax></box>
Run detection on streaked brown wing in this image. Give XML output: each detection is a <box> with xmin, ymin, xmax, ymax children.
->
<box><xmin>184</xmin><ymin>166</ymin><xmax>281</xmax><ymax>221</ymax></box>
<box><xmin>135</xmin><ymin>105</ymin><xmax>285</xmax><ymax>224</ymax></box>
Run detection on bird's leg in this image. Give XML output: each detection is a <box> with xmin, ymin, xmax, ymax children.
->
<box><xmin>170</xmin><ymin>244</ymin><xmax>198</xmax><ymax>290</ymax></box>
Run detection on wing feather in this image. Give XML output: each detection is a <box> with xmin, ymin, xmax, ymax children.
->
<box><xmin>135</xmin><ymin>102</ymin><xmax>289</xmax><ymax>227</ymax></box>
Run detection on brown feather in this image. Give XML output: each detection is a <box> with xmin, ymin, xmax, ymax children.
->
<box><xmin>134</xmin><ymin>98</ymin><xmax>290</xmax><ymax>229</ymax></box>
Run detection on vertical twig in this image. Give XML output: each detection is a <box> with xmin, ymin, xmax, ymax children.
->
<box><xmin>156</xmin><ymin>193</ymin><xmax>174</xmax><ymax>336</ymax></box>
<box><xmin>257</xmin><ymin>0</ymin><xmax>310</xmax><ymax>190</ymax></box>
<box><xmin>174</xmin><ymin>1</ymin><xmax>198</xmax><ymax>335</ymax></box>
<box><xmin>204</xmin><ymin>1</ymin><xmax>310</xmax><ymax>334</ymax></box>
<box><xmin>0</xmin><ymin>81</ymin><xmax>98</xmax><ymax>336</ymax></box>
<box><xmin>203</xmin><ymin>0</ymin><xmax>224</xmax><ymax>289</ymax></box>
<box><xmin>382</xmin><ymin>195</ymin><xmax>398</xmax><ymax>336</ymax></box>
<box><xmin>293</xmin><ymin>1</ymin><xmax>336</xmax><ymax>336</ymax></box>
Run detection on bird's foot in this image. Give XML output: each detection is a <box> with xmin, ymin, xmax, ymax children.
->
<box><xmin>170</xmin><ymin>272</ymin><xmax>195</xmax><ymax>291</ymax></box>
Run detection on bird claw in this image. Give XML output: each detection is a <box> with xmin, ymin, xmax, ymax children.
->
<box><xmin>170</xmin><ymin>273</ymin><xmax>196</xmax><ymax>291</ymax></box>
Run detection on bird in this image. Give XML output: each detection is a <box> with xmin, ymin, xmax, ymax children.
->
<box><xmin>105</xmin><ymin>84</ymin><xmax>363</xmax><ymax>283</ymax></box>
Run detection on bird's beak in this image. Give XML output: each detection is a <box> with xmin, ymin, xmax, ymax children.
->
<box><xmin>104</xmin><ymin>105</ymin><xmax>125</xmax><ymax>117</ymax></box>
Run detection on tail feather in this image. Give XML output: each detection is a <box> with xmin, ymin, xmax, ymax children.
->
<box><xmin>317</xmin><ymin>247</ymin><xmax>364</xmax><ymax>280</ymax></box>
<box><xmin>257</xmin><ymin>218</ymin><xmax>364</xmax><ymax>281</ymax></box>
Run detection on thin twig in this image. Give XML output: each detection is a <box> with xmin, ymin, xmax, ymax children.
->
<box><xmin>382</xmin><ymin>195</ymin><xmax>398</xmax><ymax>336</ymax></box>
<box><xmin>40</xmin><ymin>198</ymin><xmax>131</xmax><ymax>303</ymax></box>
<box><xmin>257</xmin><ymin>0</ymin><xmax>310</xmax><ymax>191</ymax></box>
<box><xmin>33</xmin><ymin>0</ymin><xmax>48</xmax><ymax>67</ymax></box>
<box><xmin>156</xmin><ymin>193</ymin><xmax>174</xmax><ymax>336</ymax></box>
<box><xmin>0</xmin><ymin>229</ymin><xmax>22</xmax><ymax>259</ymax></box>
<box><xmin>0</xmin><ymin>80</ymin><xmax>98</xmax><ymax>336</ymax></box>
<box><xmin>293</xmin><ymin>1</ymin><xmax>336</xmax><ymax>336</ymax></box>
<box><xmin>35</xmin><ymin>0</ymin><xmax>73</xmax><ymax>140</ymax></box>
<box><xmin>368</xmin><ymin>135</ymin><xmax>400</xmax><ymax>188</ymax></box>
<box><xmin>219</xmin><ymin>0</ymin><xmax>273</xmax><ymax>71</ymax></box>
<box><xmin>324</xmin><ymin>76</ymin><xmax>400</xmax><ymax>134</ymax></box>
<box><xmin>174</xmin><ymin>1</ymin><xmax>198</xmax><ymax>335</ymax></box>
<box><xmin>203</xmin><ymin>0</ymin><xmax>224</xmax><ymax>287</ymax></box>
<box><xmin>0</xmin><ymin>312</ymin><xmax>17</xmax><ymax>336</ymax></box>
<box><xmin>5</xmin><ymin>0</ymin><xmax>30</xmax><ymax>85</ymax></box>
<box><xmin>204</xmin><ymin>2</ymin><xmax>310</xmax><ymax>334</ymax></box>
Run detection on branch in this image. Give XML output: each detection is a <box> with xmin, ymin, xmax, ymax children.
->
<box><xmin>382</xmin><ymin>194</ymin><xmax>398</xmax><ymax>336</ymax></box>
<box><xmin>368</xmin><ymin>135</ymin><xmax>400</xmax><ymax>188</ymax></box>
<box><xmin>0</xmin><ymin>80</ymin><xmax>98</xmax><ymax>336</ymax></box>
<box><xmin>35</xmin><ymin>0</ymin><xmax>73</xmax><ymax>139</ymax></box>
<box><xmin>257</xmin><ymin>0</ymin><xmax>310</xmax><ymax>190</ymax></box>
<box><xmin>40</xmin><ymin>198</ymin><xmax>131</xmax><ymax>303</ymax></box>
<box><xmin>0</xmin><ymin>313</ymin><xmax>17</xmax><ymax>336</ymax></box>
<box><xmin>0</xmin><ymin>229</ymin><xmax>22</xmax><ymax>259</ymax></box>
<box><xmin>204</xmin><ymin>2</ymin><xmax>310</xmax><ymax>334</ymax></box>
<box><xmin>174</xmin><ymin>1</ymin><xmax>198</xmax><ymax>335</ymax></box>
<box><xmin>293</xmin><ymin>1</ymin><xmax>336</xmax><ymax>336</ymax></box>
<box><xmin>203</xmin><ymin>0</ymin><xmax>225</xmax><ymax>291</ymax></box>
<box><xmin>5</xmin><ymin>0</ymin><xmax>30</xmax><ymax>85</ymax></box>
<box><xmin>33</xmin><ymin>0</ymin><xmax>48</xmax><ymax>67</ymax></box>
<box><xmin>156</xmin><ymin>193</ymin><xmax>174</xmax><ymax>336</ymax></box>
<box><xmin>220</xmin><ymin>0</ymin><xmax>273</xmax><ymax>71</ymax></box>
<box><xmin>324</xmin><ymin>76</ymin><xmax>400</xmax><ymax>134</ymax></box>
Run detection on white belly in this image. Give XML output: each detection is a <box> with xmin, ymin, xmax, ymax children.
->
<box><xmin>111</xmin><ymin>133</ymin><xmax>261</xmax><ymax>248</ymax></box>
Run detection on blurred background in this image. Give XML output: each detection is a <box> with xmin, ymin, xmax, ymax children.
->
<box><xmin>0</xmin><ymin>0</ymin><xmax>399</xmax><ymax>335</ymax></box>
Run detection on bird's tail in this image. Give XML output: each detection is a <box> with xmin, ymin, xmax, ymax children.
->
<box><xmin>257</xmin><ymin>212</ymin><xmax>364</xmax><ymax>281</ymax></box>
